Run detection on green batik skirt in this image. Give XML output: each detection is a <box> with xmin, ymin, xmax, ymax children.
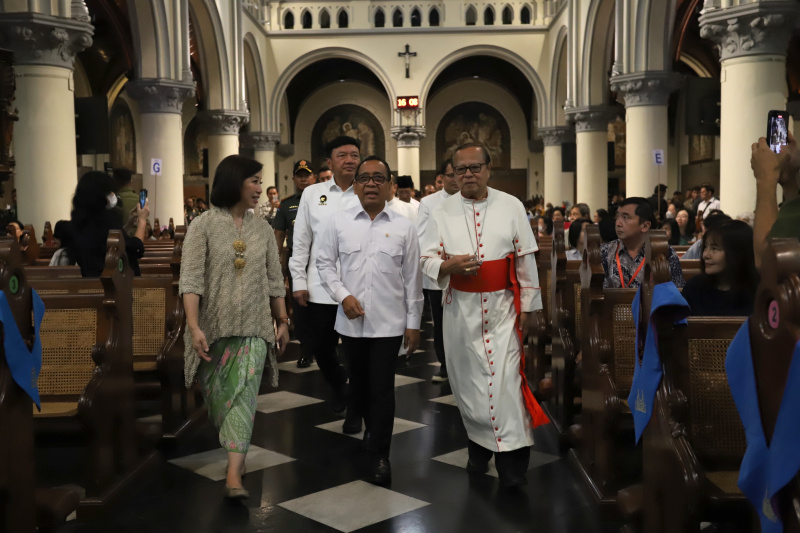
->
<box><xmin>198</xmin><ymin>337</ymin><xmax>267</xmax><ymax>453</ymax></box>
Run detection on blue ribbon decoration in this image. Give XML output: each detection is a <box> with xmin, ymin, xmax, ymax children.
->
<box><xmin>726</xmin><ymin>321</ymin><xmax>800</xmax><ymax>533</ymax></box>
<box><xmin>628</xmin><ymin>282</ymin><xmax>690</xmax><ymax>443</ymax></box>
<box><xmin>0</xmin><ymin>290</ymin><xmax>44</xmax><ymax>410</ymax></box>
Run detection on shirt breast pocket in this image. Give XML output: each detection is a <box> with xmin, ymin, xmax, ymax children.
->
<box><xmin>377</xmin><ymin>243</ymin><xmax>403</xmax><ymax>274</ymax></box>
<box><xmin>340</xmin><ymin>241</ymin><xmax>362</xmax><ymax>271</ymax></box>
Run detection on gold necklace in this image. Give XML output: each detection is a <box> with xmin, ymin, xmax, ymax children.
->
<box><xmin>233</xmin><ymin>222</ymin><xmax>246</xmax><ymax>272</ymax></box>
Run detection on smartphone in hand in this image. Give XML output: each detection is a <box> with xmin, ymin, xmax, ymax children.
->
<box><xmin>139</xmin><ymin>189</ymin><xmax>148</xmax><ymax>209</ymax></box>
<box><xmin>767</xmin><ymin>110</ymin><xmax>789</xmax><ymax>154</ymax></box>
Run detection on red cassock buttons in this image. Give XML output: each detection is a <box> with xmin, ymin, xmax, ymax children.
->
<box><xmin>480</xmin><ymin>254</ymin><xmax>484</xmax><ymax>258</ymax></box>
<box><xmin>485</xmin><ymin>330</ymin><xmax>488</xmax><ymax>333</ymax></box>
<box><xmin>515</xmin><ymin>239</ymin><xmax>519</xmax><ymax>243</ymax></box>
<box><xmin>484</xmin><ymin>310</ymin><xmax>488</xmax><ymax>314</ymax></box>
<box><xmin>439</xmin><ymin>243</ymin><xmax>443</xmax><ymax>247</ymax></box>
<box><xmin>492</xmin><ymin>417</ymin><xmax>495</xmax><ymax>421</ymax></box>
<box><xmin>476</xmin><ymin>212</ymin><xmax>480</xmax><ymax>216</ymax></box>
<box><xmin>497</xmin><ymin>438</ymin><xmax>501</xmax><ymax>442</ymax></box>
<box><xmin>483</xmin><ymin>299</ymin><xmax>487</xmax><ymax>302</ymax></box>
<box><xmin>479</xmin><ymin>244</ymin><xmax>483</xmax><ymax>247</ymax></box>
<box><xmin>486</xmin><ymin>339</ymin><xmax>490</xmax><ymax>343</ymax></box>
<box><xmin>489</xmin><ymin>383</ymin><xmax>492</xmax><ymax>386</ymax></box>
<box><xmin>490</xmin><ymin>394</ymin><xmax>493</xmax><ymax>398</ymax></box>
<box><xmin>491</xmin><ymin>372</ymin><xmax>495</xmax><ymax>376</ymax></box>
<box><xmin>491</xmin><ymin>405</ymin><xmax>494</xmax><ymax>409</ymax></box>
<box><xmin>495</xmin><ymin>427</ymin><xmax>499</xmax><ymax>431</ymax></box>
<box><xmin>437</xmin><ymin>252</ymin><xmax>441</xmax><ymax>255</ymax></box>
<box><xmin>485</xmin><ymin>321</ymin><xmax>488</xmax><ymax>324</ymax></box>
<box><xmin>518</xmin><ymin>249</ymin><xmax>521</xmax><ymax>252</ymax></box>
<box><xmin>477</xmin><ymin>223</ymin><xmax>481</xmax><ymax>227</ymax></box>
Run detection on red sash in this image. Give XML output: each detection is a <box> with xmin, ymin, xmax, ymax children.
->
<box><xmin>449</xmin><ymin>255</ymin><xmax>550</xmax><ymax>429</ymax></box>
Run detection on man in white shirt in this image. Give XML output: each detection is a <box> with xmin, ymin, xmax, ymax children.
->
<box><xmin>416</xmin><ymin>159</ymin><xmax>459</xmax><ymax>382</ymax></box>
<box><xmin>696</xmin><ymin>182</ymin><xmax>721</xmax><ymax>219</ymax></box>
<box><xmin>396</xmin><ymin>175</ymin><xmax>420</xmax><ymax>209</ymax></box>
<box><xmin>317</xmin><ymin>156</ymin><xmax>423</xmax><ymax>485</ymax></box>
<box><xmin>386</xmin><ymin>176</ymin><xmax>418</xmax><ymax>223</ymax></box>
<box><xmin>420</xmin><ymin>143</ymin><xmax>549</xmax><ymax>489</ymax></box>
<box><xmin>289</xmin><ymin>136</ymin><xmax>362</xmax><ymax>425</ymax></box>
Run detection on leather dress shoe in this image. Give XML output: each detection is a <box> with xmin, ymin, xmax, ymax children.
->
<box><xmin>330</xmin><ymin>388</ymin><xmax>348</xmax><ymax>415</ymax></box>
<box><xmin>296</xmin><ymin>355</ymin><xmax>313</xmax><ymax>368</ymax></box>
<box><xmin>499</xmin><ymin>473</ymin><xmax>528</xmax><ymax>489</ymax></box>
<box><xmin>224</xmin><ymin>486</ymin><xmax>249</xmax><ymax>499</ymax></box>
<box><xmin>369</xmin><ymin>458</ymin><xmax>391</xmax><ymax>485</ymax></box>
<box><xmin>466</xmin><ymin>460</ymin><xmax>489</xmax><ymax>474</ymax></box>
<box><xmin>342</xmin><ymin>408</ymin><xmax>362</xmax><ymax>434</ymax></box>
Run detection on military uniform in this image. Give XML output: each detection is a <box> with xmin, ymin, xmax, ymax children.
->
<box><xmin>273</xmin><ymin>191</ymin><xmax>303</xmax><ymax>255</ymax></box>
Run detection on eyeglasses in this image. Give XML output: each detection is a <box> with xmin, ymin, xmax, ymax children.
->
<box><xmin>355</xmin><ymin>174</ymin><xmax>388</xmax><ymax>185</ymax></box>
<box><xmin>453</xmin><ymin>163</ymin><xmax>487</xmax><ymax>175</ymax></box>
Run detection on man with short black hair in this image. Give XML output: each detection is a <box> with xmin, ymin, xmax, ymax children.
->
<box><xmin>417</xmin><ymin>160</ymin><xmax>459</xmax><ymax>382</ymax></box>
<box><xmin>387</xmin><ymin>175</ymin><xmax>418</xmax><ymax>222</ymax></box>
<box><xmin>275</xmin><ymin>159</ymin><xmax>317</xmax><ymax>368</ymax></box>
<box><xmin>648</xmin><ymin>184</ymin><xmax>668</xmax><ymax>221</ymax></box>
<box><xmin>696</xmin><ymin>183</ymin><xmax>721</xmax><ymax>220</ymax></box>
<box><xmin>317</xmin><ymin>164</ymin><xmax>333</xmax><ymax>182</ymax></box>
<box><xmin>290</xmin><ymin>137</ymin><xmax>361</xmax><ymax>426</ymax></box>
<box><xmin>600</xmin><ymin>197</ymin><xmax>685</xmax><ymax>289</ymax></box>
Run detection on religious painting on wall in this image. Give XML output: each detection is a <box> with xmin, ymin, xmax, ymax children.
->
<box><xmin>109</xmin><ymin>98</ymin><xmax>136</xmax><ymax>171</ymax></box>
<box><xmin>688</xmin><ymin>135</ymin><xmax>715</xmax><ymax>163</ymax></box>
<box><xmin>311</xmin><ymin>105</ymin><xmax>385</xmax><ymax>166</ymax></box>
<box><xmin>183</xmin><ymin>116</ymin><xmax>208</xmax><ymax>176</ymax></box>
<box><xmin>436</xmin><ymin>102</ymin><xmax>510</xmax><ymax>169</ymax></box>
<box><xmin>609</xmin><ymin>117</ymin><xmax>626</xmax><ymax>168</ymax></box>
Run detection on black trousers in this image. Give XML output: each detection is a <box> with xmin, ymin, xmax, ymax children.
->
<box><xmin>468</xmin><ymin>440</ymin><xmax>531</xmax><ymax>480</ymax></box>
<box><xmin>423</xmin><ymin>289</ymin><xmax>446</xmax><ymax>369</ymax></box>
<box><xmin>306</xmin><ymin>303</ymin><xmax>348</xmax><ymax>395</ymax></box>
<box><xmin>340</xmin><ymin>335</ymin><xmax>403</xmax><ymax>458</ymax></box>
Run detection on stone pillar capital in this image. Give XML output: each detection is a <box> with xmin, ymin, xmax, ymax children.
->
<box><xmin>699</xmin><ymin>1</ymin><xmax>800</xmax><ymax>61</ymax></box>
<box><xmin>610</xmin><ymin>71</ymin><xmax>682</xmax><ymax>107</ymax></box>
<box><xmin>391</xmin><ymin>126</ymin><xmax>426</xmax><ymax>148</ymax></box>
<box><xmin>200</xmin><ymin>110</ymin><xmax>250</xmax><ymax>135</ymax></box>
<box><xmin>0</xmin><ymin>12</ymin><xmax>93</xmax><ymax>69</ymax></box>
<box><xmin>539</xmin><ymin>126</ymin><xmax>575</xmax><ymax>147</ymax></box>
<box><xmin>565</xmin><ymin>106</ymin><xmax>617</xmax><ymax>133</ymax></box>
<box><xmin>126</xmin><ymin>79</ymin><xmax>195</xmax><ymax>114</ymax></box>
<box><xmin>242</xmin><ymin>131</ymin><xmax>281</xmax><ymax>152</ymax></box>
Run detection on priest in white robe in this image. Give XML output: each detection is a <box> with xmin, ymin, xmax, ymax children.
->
<box><xmin>420</xmin><ymin>143</ymin><xmax>548</xmax><ymax>488</ymax></box>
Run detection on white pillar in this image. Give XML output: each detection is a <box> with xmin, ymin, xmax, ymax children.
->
<box><xmin>611</xmin><ymin>72</ymin><xmax>680</xmax><ymax>199</ymax></box>
<box><xmin>568</xmin><ymin>107</ymin><xmax>614</xmax><ymax>212</ymax></box>
<box><xmin>0</xmin><ymin>13</ymin><xmax>92</xmax><ymax>234</ymax></box>
<box><xmin>700</xmin><ymin>2</ymin><xmax>797</xmax><ymax>216</ymax></box>
<box><xmin>540</xmin><ymin>127</ymin><xmax>575</xmax><ymax>205</ymax></box>
<box><xmin>392</xmin><ymin>128</ymin><xmax>424</xmax><ymax>186</ymax></box>
<box><xmin>126</xmin><ymin>79</ymin><xmax>195</xmax><ymax>225</ymax></box>
<box><xmin>202</xmin><ymin>110</ymin><xmax>249</xmax><ymax>199</ymax></box>
<box><xmin>246</xmin><ymin>131</ymin><xmax>280</xmax><ymax>210</ymax></box>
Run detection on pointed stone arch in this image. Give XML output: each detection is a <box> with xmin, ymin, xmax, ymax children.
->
<box><xmin>581</xmin><ymin>0</ymin><xmax>615</xmax><ymax>106</ymax></box>
<box><xmin>429</xmin><ymin>6</ymin><xmax>441</xmax><ymax>26</ymax></box>
<box><xmin>374</xmin><ymin>6</ymin><xmax>385</xmax><ymax>27</ymax></box>
<box><xmin>301</xmin><ymin>8</ymin><xmax>312</xmax><ymax>29</ymax></box>
<box><xmin>483</xmin><ymin>5</ymin><xmax>496</xmax><ymax>25</ymax></box>
<box><xmin>337</xmin><ymin>8</ymin><xmax>349</xmax><ymax>28</ymax></box>
<box><xmin>419</xmin><ymin>45</ymin><xmax>548</xmax><ymax>131</ymax></box>
<box><xmin>546</xmin><ymin>25</ymin><xmax>569</xmax><ymax>127</ymax></box>
<box><xmin>520</xmin><ymin>3</ymin><xmax>531</xmax><ymax>24</ymax></box>
<box><xmin>411</xmin><ymin>6</ymin><xmax>422</xmax><ymax>27</ymax></box>
<box><xmin>283</xmin><ymin>8</ymin><xmax>294</xmax><ymax>29</ymax></box>
<box><xmin>268</xmin><ymin>47</ymin><xmax>397</xmax><ymax>132</ymax></box>
<box><xmin>187</xmin><ymin>0</ymin><xmax>230</xmax><ymax>109</ymax></box>
<box><xmin>319</xmin><ymin>8</ymin><xmax>331</xmax><ymax>29</ymax></box>
<box><xmin>465</xmin><ymin>5</ymin><xmax>477</xmax><ymax>25</ymax></box>
<box><xmin>502</xmin><ymin>4</ymin><xmax>514</xmax><ymax>24</ymax></box>
<box><xmin>392</xmin><ymin>7</ymin><xmax>403</xmax><ymax>27</ymax></box>
<box><xmin>243</xmin><ymin>33</ymin><xmax>266</xmax><ymax>132</ymax></box>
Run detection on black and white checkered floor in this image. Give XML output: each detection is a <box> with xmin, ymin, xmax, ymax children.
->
<box><xmin>60</xmin><ymin>318</ymin><xmax>615</xmax><ymax>533</ymax></box>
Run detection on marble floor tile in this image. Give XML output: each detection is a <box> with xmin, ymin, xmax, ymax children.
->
<box><xmin>431</xmin><ymin>447</ymin><xmax>560</xmax><ymax>478</ymax></box>
<box><xmin>316</xmin><ymin>417</ymin><xmax>426</xmax><ymax>440</ymax></box>
<box><xmin>168</xmin><ymin>445</ymin><xmax>295</xmax><ymax>481</ymax></box>
<box><xmin>277</xmin><ymin>360</ymin><xmax>320</xmax><ymax>373</ymax></box>
<box><xmin>256</xmin><ymin>390</ymin><xmax>324</xmax><ymax>414</ymax></box>
<box><xmin>429</xmin><ymin>394</ymin><xmax>457</xmax><ymax>407</ymax></box>
<box><xmin>278</xmin><ymin>480</ymin><xmax>430</xmax><ymax>532</ymax></box>
<box><xmin>394</xmin><ymin>375</ymin><xmax>424</xmax><ymax>388</ymax></box>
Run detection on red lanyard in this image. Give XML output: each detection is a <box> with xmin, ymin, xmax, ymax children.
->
<box><xmin>615</xmin><ymin>242</ymin><xmax>645</xmax><ymax>288</ymax></box>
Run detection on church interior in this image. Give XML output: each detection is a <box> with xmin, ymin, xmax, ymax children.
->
<box><xmin>2</xmin><ymin>0</ymin><xmax>800</xmax><ymax>532</ymax></box>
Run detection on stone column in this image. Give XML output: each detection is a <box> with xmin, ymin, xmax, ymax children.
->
<box><xmin>539</xmin><ymin>127</ymin><xmax>575</xmax><ymax>205</ymax></box>
<box><xmin>567</xmin><ymin>106</ymin><xmax>615</xmax><ymax>212</ymax></box>
<box><xmin>391</xmin><ymin>127</ymin><xmax>425</xmax><ymax>187</ymax></box>
<box><xmin>700</xmin><ymin>1</ymin><xmax>798</xmax><ymax>216</ymax></box>
<box><xmin>202</xmin><ymin>110</ymin><xmax>249</xmax><ymax>197</ymax></box>
<box><xmin>126</xmin><ymin>79</ymin><xmax>194</xmax><ymax>224</ymax></box>
<box><xmin>611</xmin><ymin>72</ymin><xmax>681</xmax><ymax>199</ymax></box>
<box><xmin>249</xmin><ymin>132</ymin><xmax>281</xmax><ymax>190</ymax></box>
<box><xmin>0</xmin><ymin>11</ymin><xmax>92</xmax><ymax>233</ymax></box>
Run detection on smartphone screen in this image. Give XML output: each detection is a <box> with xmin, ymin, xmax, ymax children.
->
<box><xmin>767</xmin><ymin>110</ymin><xmax>788</xmax><ymax>154</ymax></box>
<box><xmin>139</xmin><ymin>189</ymin><xmax>148</xmax><ymax>208</ymax></box>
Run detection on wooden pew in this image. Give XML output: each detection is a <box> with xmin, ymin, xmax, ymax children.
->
<box><xmin>548</xmin><ymin>220</ymin><xmax>582</xmax><ymax>437</ymax></box>
<box><xmin>569</xmin><ymin>225</ymin><xmax>644</xmax><ymax>516</ymax></box>
<box><xmin>30</xmin><ymin>231</ymin><xmax>155</xmax><ymax>519</ymax></box>
<box><xmin>638</xmin><ymin>242</ymin><xmax>756</xmax><ymax>531</ymax></box>
<box><xmin>749</xmin><ymin>238</ymin><xmax>800</xmax><ymax>531</ymax></box>
<box><xmin>527</xmin><ymin>232</ymin><xmax>552</xmax><ymax>388</ymax></box>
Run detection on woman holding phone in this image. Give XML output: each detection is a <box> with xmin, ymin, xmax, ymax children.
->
<box><xmin>179</xmin><ymin>155</ymin><xmax>289</xmax><ymax>500</ymax></box>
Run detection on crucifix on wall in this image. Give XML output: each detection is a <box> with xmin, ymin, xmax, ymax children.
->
<box><xmin>398</xmin><ymin>44</ymin><xmax>416</xmax><ymax>79</ymax></box>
